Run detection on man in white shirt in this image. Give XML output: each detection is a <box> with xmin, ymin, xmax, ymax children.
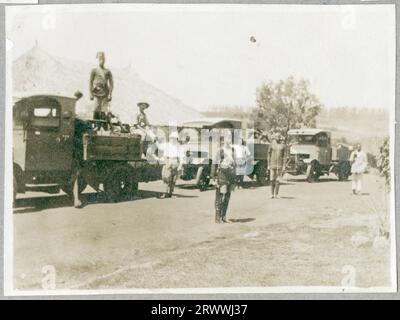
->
<box><xmin>158</xmin><ymin>131</ymin><xmax>184</xmax><ymax>199</ymax></box>
<box><xmin>349</xmin><ymin>144</ymin><xmax>368</xmax><ymax>195</ymax></box>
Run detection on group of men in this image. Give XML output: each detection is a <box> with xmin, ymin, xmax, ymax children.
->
<box><xmin>210</xmin><ymin>134</ymin><xmax>368</xmax><ymax>223</ymax></box>
<box><xmin>87</xmin><ymin>51</ymin><xmax>369</xmax><ymax>223</ymax></box>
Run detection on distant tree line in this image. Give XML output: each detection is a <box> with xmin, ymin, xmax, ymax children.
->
<box><xmin>319</xmin><ymin>107</ymin><xmax>388</xmax><ymax>122</ymax></box>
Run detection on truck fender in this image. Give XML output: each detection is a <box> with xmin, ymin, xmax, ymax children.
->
<box><xmin>195</xmin><ymin>166</ymin><xmax>205</xmax><ymax>186</ymax></box>
<box><xmin>13</xmin><ymin>162</ymin><xmax>25</xmax><ymax>194</ymax></box>
<box><xmin>306</xmin><ymin>160</ymin><xmax>320</xmax><ymax>183</ymax></box>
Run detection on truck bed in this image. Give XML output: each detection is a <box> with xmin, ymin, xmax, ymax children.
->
<box><xmin>253</xmin><ymin>143</ymin><xmax>269</xmax><ymax>160</ymax></box>
<box><xmin>83</xmin><ymin>132</ymin><xmax>142</xmax><ymax>161</ymax></box>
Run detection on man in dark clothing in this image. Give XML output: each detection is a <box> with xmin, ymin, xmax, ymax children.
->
<box><xmin>211</xmin><ymin>134</ymin><xmax>236</xmax><ymax>223</ymax></box>
<box><xmin>268</xmin><ymin>133</ymin><xmax>287</xmax><ymax>199</ymax></box>
<box><xmin>89</xmin><ymin>52</ymin><xmax>114</xmax><ymax>123</ymax></box>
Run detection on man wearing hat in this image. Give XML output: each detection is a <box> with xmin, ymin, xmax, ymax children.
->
<box><xmin>349</xmin><ymin>143</ymin><xmax>368</xmax><ymax>195</ymax></box>
<box><xmin>132</xmin><ymin>101</ymin><xmax>156</xmax><ymax>156</ymax></box>
<box><xmin>268</xmin><ymin>132</ymin><xmax>287</xmax><ymax>199</ymax></box>
<box><xmin>211</xmin><ymin>133</ymin><xmax>237</xmax><ymax>223</ymax></box>
<box><xmin>136</xmin><ymin>102</ymin><xmax>150</xmax><ymax>129</ymax></box>
<box><xmin>89</xmin><ymin>52</ymin><xmax>114</xmax><ymax>122</ymax></box>
<box><xmin>158</xmin><ymin>131</ymin><xmax>184</xmax><ymax>199</ymax></box>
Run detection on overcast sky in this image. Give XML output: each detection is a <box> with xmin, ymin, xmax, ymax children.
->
<box><xmin>6</xmin><ymin>4</ymin><xmax>396</xmax><ymax>111</ymax></box>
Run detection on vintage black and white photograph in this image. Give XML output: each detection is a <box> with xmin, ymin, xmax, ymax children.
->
<box><xmin>3</xmin><ymin>4</ymin><xmax>396</xmax><ymax>294</ymax></box>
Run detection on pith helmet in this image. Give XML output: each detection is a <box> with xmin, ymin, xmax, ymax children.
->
<box><xmin>137</xmin><ymin>102</ymin><xmax>150</xmax><ymax>109</ymax></box>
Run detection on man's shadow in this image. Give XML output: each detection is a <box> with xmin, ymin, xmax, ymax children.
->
<box><xmin>81</xmin><ymin>189</ymin><xmax>198</xmax><ymax>207</ymax></box>
<box><xmin>14</xmin><ymin>189</ymin><xmax>198</xmax><ymax>213</ymax></box>
<box><xmin>229</xmin><ymin>218</ymin><xmax>256</xmax><ymax>223</ymax></box>
<box><xmin>14</xmin><ymin>194</ymin><xmax>76</xmax><ymax>214</ymax></box>
<box><xmin>285</xmin><ymin>177</ymin><xmax>340</xmax><ymax>183</ymax></box>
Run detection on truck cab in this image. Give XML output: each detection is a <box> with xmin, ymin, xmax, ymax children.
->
<box><xmin>286</xmin><ymin>129</ymin><xmax>332</xmax><ymax>182</ymax></box>
<box><xmin>179</xmin><ymin>118</ymin><xmax>270</xmax><ymax>189</ymax></box>
<box><xmin>13</xmin><ymin>94</ymin><xmax>79</xmax><ymax>198</ymax></box>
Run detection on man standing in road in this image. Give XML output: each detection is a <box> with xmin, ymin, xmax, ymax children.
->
<box><xmin>211</xmin><ymin>133</ymin><xmax>237</xmax><ymax>223</ymax></box>
<box><xmin>158</xmin><ymin>131</ymin><xmax>184</xmax><ymax>199</ymax></box>
<box><xmin>89</xmin><ymin>52</ymin><xmax>114</xmax><ymax>123</ymax></box>
<box><xmin>268</xmin><ymin>132</ymin><xmax>287</xmax><ymax>199</ymax></box>
<box><xmin>349</xmin><ymin>143</ymin><xmax>368</xmax><ymax>195</ymax></box>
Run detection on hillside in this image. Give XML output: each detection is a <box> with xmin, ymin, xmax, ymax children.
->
<box><xmin>316</xmin><ymin>108</ymin><xmax>390</xmax><ymax>155</ymax></box>
<box><xmin>12</xmin><ymin>46</ymin><xmax>202</xmax><ymax>125</ymax></box>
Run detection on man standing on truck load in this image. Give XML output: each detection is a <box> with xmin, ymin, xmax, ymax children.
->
<box><xmin>89</xmin><ymin>52</ymin><xmax>114</xmax><ymax>124</ymax></box>
<box><xmin>159</xmin><ymin>131</ymin><xmax>184</xmax><ymax>199</ymax></box>
<box><xmin>211</xmin><ymin>133</ymin><xmax>237</xmax><ymax>223</ymax></box>
<box><xmin>349</xmin><ymin>143</ymin><xmax>368</xmax><ymax>195</ymax></box>
<box><xmin>268</xmin><ymin>132</ymin><xmax>287</xmax><ymax>199</ymax></box>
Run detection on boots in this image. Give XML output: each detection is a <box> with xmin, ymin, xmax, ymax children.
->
<box><xmin>271</xmin><ymin>181</ymin><xmax>275</xmax><ymax>199</ymax></box>
<box><xmin>215</xmin><ymin>208</ymin><xmax>221</xmax><ymax>223</ymax></box>
<box><xmin>274</xmin><ymin>182</ymin><xmax>280</xmax><ymax>199</ymax></box>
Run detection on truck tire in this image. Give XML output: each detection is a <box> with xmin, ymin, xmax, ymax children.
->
<box><xmin>104</xmin><ymin>164</ymin><xmax>136</xmax><ymax>202</ymax></box>
<box><xmin>61</xmin><ymin>175</ymin><xmax>87</xmax><ymax>196</ymax></box>
<box><xmin>196</xmin><ymin>166</ymin><xmax>210</xmax><ymax>191</ymax></box>
<box><xmin>306</xmin><ymin>160</ymin><xmax>320</xmax><ymax>183</ymax></box>
<box><xmin>337</xmin><ymin>160</ymin><xmax>351</xmax><ymax>181</ymax></box>
<box><xmin>132</xmin><ymin>180</ymin><xmax>139</xmax><ymax>194</ymax></box>
<box><xmin>255</xmin><ymin>161</ymin><xmax>269</xmax><ymax>185</ymax></box>
<box><xmin>13</xmin><ymin>174</ymin><xmax>17</xmax><ymax>206</ymax></box>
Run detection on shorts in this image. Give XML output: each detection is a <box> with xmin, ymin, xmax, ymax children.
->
<box><xmin>162</xmin><ymin>163</ymin><xmax>179</xmax><ymax>184</ymax></box>
<box><xmin>94</xmin><ymin>96</ymin><xmax>110</xmax><ymax>113</ymax></box>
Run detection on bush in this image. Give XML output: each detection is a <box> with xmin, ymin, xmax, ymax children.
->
<box><xmin>377</xmin><ymin>137</ymin><xmax>390</xmax><ymax>189</ymax></box>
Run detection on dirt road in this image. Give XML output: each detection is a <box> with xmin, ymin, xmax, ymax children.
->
<box><xmin>12</xmin><ymin>173</ymin><xmax>393</xmax><ymax>291</ymax></box>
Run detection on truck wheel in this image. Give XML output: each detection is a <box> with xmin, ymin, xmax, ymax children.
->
<box><xmin>104</xmin><ymin>165</ymin><xmax>135</xmax><ymax>202</ymax></box>
<box><xmin>199</xmin><ymin>176</ymin><xmax>210</xmax><ymax>191</ymax></box>
<box><xmin>337</xmin><ymin>161</ymin><xmax>351</xmax><ymax>181</ymax></box>
<box><xmin>306</xmin><ymin>161</ymin><xmax>320</xmax><ymax>183</ymax></box>
<box><xmin>13</xmin><ymin>175</ymin><xmax>17</xmax><ymax>206</ymax></box>
<box><xmin>132</xmin><ymin>180</ymin><xmax>139</xmax><ymax>194</ymax></box>
<box><xmin>61</xmin><ymin>175</ymin><xmax>87</xmax><ymax>196</ymax></box>
<box><xmin>255</xmin><ymin>162</ymin><xmax>268</xmax><ymax>185</ymax></box>
<box><xmin>196</xmin><ymin>166</ymin><xmax>210</xmax><ymax>191</ymax></box>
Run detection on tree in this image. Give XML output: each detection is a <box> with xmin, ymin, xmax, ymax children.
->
<box><xmin>251</xmin><ymin>77</ymin><xmax>323</xmax><ymax>141</ymax></box>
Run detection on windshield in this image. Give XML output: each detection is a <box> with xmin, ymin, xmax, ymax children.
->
<box><xmin>289</xmin><ymin>135</ymin><xmax>316</xmax><ymax>145</ymax></box>
<box><xmin>34</xmin><ymin>107</ymin><xmax>59</xmax><ymax>118</ymax></box>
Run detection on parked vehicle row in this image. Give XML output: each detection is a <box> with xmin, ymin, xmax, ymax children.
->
<box><xmin>13</xmin><ymin>93</ymin><xmax>352</xmax><ymax>207</ymax></box>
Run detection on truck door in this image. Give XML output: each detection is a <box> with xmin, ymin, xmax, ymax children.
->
<box><xmin>13</xmin><ymin>103</ymin><xmax>28</xmax><ymax>171</ymax></box>
<box><xmin>25</xmin><ymin>97</ymin><xmax>74</xmax><ymax>173</ymax></box>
